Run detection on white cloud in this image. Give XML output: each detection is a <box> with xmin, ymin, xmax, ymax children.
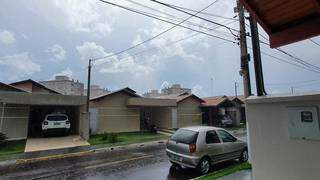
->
<box><xmin>46</xmin><ymin>44</ymin><xmax>66</xmax><ymax>61</ymax></box>
<box><xmin>76</xmin><ymin>41</ymin><xmax>109</xmax><ymax>62</ymax></box>
<box><xmin>52</xmin><ymin>68</ymin><xmax>74</xmax><ymax>79</ymax></box>
<box><xmin>0</xmin><ymin>30</ymin><xmax>15</xmax><ymax>44</ymax></box>
<box><xmin>26</xmin><ymin>0</ymin><xmax>117</xmax><ymax>37</ymax></box>
<box><xmin>161</xmin><ymin>81</ymin><xmax>170</xmax><ymax>89</ymax></box>
<box><xmin>192</xmin><ymin>84</ymin><xmax>203</xmax><ymax>96</ymax></box>
<box><xmin>0</xmin><ymin>52</ymin><xmax>41</xmax><ymax>80</ymax></box>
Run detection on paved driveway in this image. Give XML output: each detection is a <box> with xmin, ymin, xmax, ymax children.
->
<box><xmin>25</xmin><ymin>135</ymin><xmax>89</xmax><ymax>152</ymax></box>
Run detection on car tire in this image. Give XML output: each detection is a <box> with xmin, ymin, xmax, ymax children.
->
<box><xmin>240</xmin><ymin>148</ymin><xmax>248</xmax><ymax>162</ymax></box>
<box><xmin>197</xmin><ymin>157</ymin><xmax>211</xmax><ymax>175</ymax></box>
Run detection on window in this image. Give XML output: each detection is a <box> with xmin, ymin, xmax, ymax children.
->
<box><xmin>301</xmin><ymin>111</ymin><xmax>313</xmax><ymax>123</ymax></box>
<box><xmin>206</xmin><ymin>130</ymin><xmax>220</xmax><ymax>144</ymax></box>
<box><xmin>47</xmin><ymin>115</ymin><xmax>67</xmax><ymax>121</ymax></box>
<box><xmin>171</xmin><ymin>129</ymin><xmax>198</xmax><ymax>144</ymax></box>
<box><xmin>218</xmin><ymin>130</ymin><xmax>237</xmax><ymax>142</ymax></box>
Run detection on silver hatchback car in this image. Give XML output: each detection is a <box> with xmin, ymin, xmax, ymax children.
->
<box><xmin>166</xmin><ymin>126</ymin><xmax>248</xmax><ymax>174</ymax></box>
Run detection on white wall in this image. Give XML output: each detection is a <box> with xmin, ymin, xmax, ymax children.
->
<box><xmin>246</xmin><ymin>93</ymin><xmax>320</xmax><ymax>180</ymax></box>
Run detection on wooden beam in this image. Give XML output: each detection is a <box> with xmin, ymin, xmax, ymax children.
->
<box><xmin>270</xmin><ymin>16</ymin><xmax>320</xmax><ymax>48</ymax></box>
<box><xmin>239</xmin><ymin>0</ymin><xmax>272</xmax><ymax>34</ymax></box>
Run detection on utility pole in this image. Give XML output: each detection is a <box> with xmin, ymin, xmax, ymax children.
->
<box><xmin>86</xmin><ymin>59</ymin><xmax>92</xmax><ymax>113</ymax></box>
<box><xmin>234</xmin><ymin>82</ymin><xmax>238</xmax><ymax>98</ymax></box>
<box><xmin>291</xmin><ymin>87</ymin><xmax>294</xmax><ymax>94</ymax></box>
<box><xmin>236</xmin><ymin>0</ymin><xmax>252</xmax><ymax>98</ymax></box>
<box><xmin>210</xmin><ymin>77</ymin><xmax>213</xmax><ymax>96</ymax></box>
<box><xmin>249</xmin><ymin>15</ymin><xmax>267</xmax><ymax>96</ymax></box>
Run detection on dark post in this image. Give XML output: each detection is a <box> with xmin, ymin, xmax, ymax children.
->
<box><xmin>249</xmin><ymin>15</ymin><xmax>267</xmax><ymax>96</ymax></box>
<box><xmin>86</xmin><ymin>59</ymin><xmax>92</xmax><ymax>113</ymax></box>
<box><xmin>237</xmin><ymin>0</ymin><xmax>252</xmax><ymax>98</ymax></box>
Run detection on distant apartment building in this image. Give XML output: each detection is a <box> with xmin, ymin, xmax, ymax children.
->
<box><xmin>143</xmin><ymin>84</ymin><xmax>191</xmax><ymax>98</ymax></box>
<box><xmin>161</xmin><ymin>84</ymin><xmax>191</xmax><ymax>95</ymax></box>
<box><xmin>84</xmin><ymin>85</ymin><xmax>110</xmax><ymax>98</ymax></box>
<box><xmin>142</xmin><ymin>84</ymin><xmax>191</xmax><ymax>98</ymax></box>
<box><xmin>39</xmin><ymin>75</ymin><xmax>84</xmax><ymax>96</ymax></box>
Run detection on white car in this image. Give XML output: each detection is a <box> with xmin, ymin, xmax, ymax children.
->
<box><xmin>42</xmin><ymin>114</ymin><xmax>70</xmax><ymax>136</ymax></box>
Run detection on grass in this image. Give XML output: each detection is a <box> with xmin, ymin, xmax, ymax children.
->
<box><xmin>198</xmin><ymin>162</ymin><xmax>252</xmax><ymax>180</ymax></box>
<box><xmin>88</xmin><ymin>131</ymin><xmax>170</xmax><ymax>147</ymax></box>
<box><xmin>0</xmin><ymin>140</ymin><xmax>26</xmax><ymax>157</ymax></box>
<box><xmin>225</xmin><ymin>123</ymin><xmax>247</xmax><ymax>131</ymax></box>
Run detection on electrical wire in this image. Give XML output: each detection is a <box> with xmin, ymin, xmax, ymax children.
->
<box><xmin>93</xmin><ymin>0</ymin><xmax>221</xmax><ymax>62</ymax></box>
<box><xmin>309</xmin><ymin>39</ymin><xmax>320</xmax><ymax>47</ymax></box>
<box><xmin>150</xmin><ymin>0</ymin><xmax>239</xmax><ymax>36</ymax></box>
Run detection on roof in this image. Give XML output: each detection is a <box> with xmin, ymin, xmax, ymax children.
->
<box><xmin>0</xmin><ymin>82</ymin><xmax>28</xmax><ymax>93</ymax></box>
<box><xmin>202</xmin><ymin>95</ymin><xmax>229</xmax><ymax>106</ymax></box>
<box><xmin>202</xmin><ymin>95</ymin><xmax>245</xmax><ymax>106</ymax></box>
<box><xmin>181</xmin><ymin>126</ymin><xmax>223</xmax><ymax>132</ymax></box>
<box><xmin>10</xmin><ymin>79</ymin><xmax>61</xmax><ymax>94</ymax></box>
<box><xmin>240</xmin><ymin>0</ymin><xmax>320</xmax><ymax>48</ymax></box>
<box><xmin>90</xmin><ymin>87</ymin><xmax>140</xmax><ymax>101</ymax></box>
<box><xmin>156</xmin><ymin>92</ymin><xmax>205</xmax><ymax>103</ymax></box>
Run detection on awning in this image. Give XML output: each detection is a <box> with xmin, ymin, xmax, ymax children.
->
<box><xmin>126</xmin><ymin>97</ymin><xmax>176</xmax><ymax>107</ymax></box>
<box><xmin>240</xmin><ymin>0</ymin><xmax>320</xmax><ymax>48</ymax></box>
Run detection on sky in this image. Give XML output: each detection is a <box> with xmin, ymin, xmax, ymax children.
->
<box><xmin>0</xmin><ymin>0</ymin><xmax>320</xmax><ymax>97</ymax></box>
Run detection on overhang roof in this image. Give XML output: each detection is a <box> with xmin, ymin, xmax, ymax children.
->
<box><xmin>10</xmin><ymin>79</ymin><xmax>61</xmax><ymax>94</ymax></box>
<box><xmin>126</xmin><ymin>97</ymin><xmax>177</xmax><ymax>107</ymax></box>
<box><xmin>90</xmin><ymin>87</ymin><xmax>140</xmax><ymax>101</ymax></box>
<box><xmin>156</xmin><ymin>92</ymin><xmax>205</xmax><ymax>103</ymax></box>
<box><xmin>0</xmin><ymin>82</ymin><xmax>28</xmax><ymax>93</ymax></box>
<box><xmin>240</xmin><ymin>0</ymin><xmax>320</xmax><ymax>48</ymax></box>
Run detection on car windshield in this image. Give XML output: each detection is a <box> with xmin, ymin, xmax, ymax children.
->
<box><xmin>170</xmin><ymin>129</ymin><xmax>198</xmax><ymax>144</ymax></box>
<box><xmin>46</xmin><ymin>115</ymin><xmax>67</xmax><ymax>121</ymax></box>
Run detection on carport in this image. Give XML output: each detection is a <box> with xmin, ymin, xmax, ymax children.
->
<box><xmin>0</xmin><ymin>91</ymin><xmax>89</xmax><ymax>152</ymax></box>
<box><xmin>126</xmin><ymin>97</ymin><xmax>177</xmax><ymax>130</ymax></box>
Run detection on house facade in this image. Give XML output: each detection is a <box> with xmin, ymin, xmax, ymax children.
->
<box><xmin>201</xmin><ymin>95</ymin><xmax>245</xmax><ymax>126</ymax></box>
<box><xmin>89</xmin><ymin>88</ymin><xmax>204</xmax><ymax>134</ymax></box>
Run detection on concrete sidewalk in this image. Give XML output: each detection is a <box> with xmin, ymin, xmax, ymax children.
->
<box><xmin>25</xmin><ymin>135</ymin><xmax>89</xmax><ymax>152</ymax></box>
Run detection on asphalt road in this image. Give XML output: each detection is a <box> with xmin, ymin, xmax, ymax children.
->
<box><xmin>0</xmin><ymin>134</ymin><xmax>247</xmax><ymax>180</ymax></box>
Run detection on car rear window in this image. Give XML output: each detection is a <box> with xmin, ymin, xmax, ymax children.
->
<box><xmin>171</xmin><ymin>129</ymin><xmax>198</xmax><ymax>144</ymax></box>
<box><xmin>47</xmin><ymin>115</ymin><xmax>67</xmax><ymax>121</ymax></box>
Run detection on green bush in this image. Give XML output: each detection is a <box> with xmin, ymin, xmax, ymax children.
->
<box><xmin>0</xmin><ymin>132</ymin><xmax>8</xmax><ymax>145</ymax></box>
<box><xmin>100</xmin><ymin>132</ymin><xmax>119</xmax><ymax>143</ymax></box>
<box><xmin>101</xmin><ymin>132</ymin><xmax>109</xmax><ymax>141</ymax></box>
<box><xmin>108</xmin><ymin>133</ymin><xmax>118</xmax><ymax>143</ymax></box>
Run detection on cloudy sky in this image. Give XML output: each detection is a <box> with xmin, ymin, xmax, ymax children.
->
<box><xmin>0</xmin><ymin>0</ymin><xmax>320</xmax><ymax>97</ymax></box>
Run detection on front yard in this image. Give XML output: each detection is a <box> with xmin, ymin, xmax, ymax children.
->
<box><xmin>0</xmin><ymin>140</ymin><xmax>26</xmax><ymax>159</ymax></box>
<box><xmin>89</xmin><ymin>131</ymin><xmax>170</xmax><ymax>147</ymax></box>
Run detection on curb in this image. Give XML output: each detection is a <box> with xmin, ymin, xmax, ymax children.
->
<box><xmin>16</xmin><ymin>150</ymin><xmax>93</xmax><ymax>165</ymax></box>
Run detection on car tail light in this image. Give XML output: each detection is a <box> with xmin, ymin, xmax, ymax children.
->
<box><xmin>66</xmin><ymin>120</ymin><xmax>70</xmax><ymax>124</ymax></box>
<box><xmin>189</xmin><ymin>143</ymin><xmax>196</xmax><ymax>153</ymax></box>
<box><xmin>43</xmin><ymin>121</ymin><xmax>48</xmax><ymax>125</ymax></box>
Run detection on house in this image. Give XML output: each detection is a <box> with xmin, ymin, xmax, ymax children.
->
<box><xmin>0</xmin><ymin>80</ymin><xmax>88</xmax><ymax>141</ymax></box>
<box><xmin>201</xmin><ymin>95</ymin><xmax>245</xmax><ymax>126</ymax></box>
<box><xmin>89</xmin><ymin>88</ymin><xmax>204</xmax><ymax>134</ymax></box>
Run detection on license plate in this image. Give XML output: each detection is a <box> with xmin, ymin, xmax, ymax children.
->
<box><xmin>54</xmin><ymin>122</ymin><xmax>60</xmax><ymax>125</ymax></box>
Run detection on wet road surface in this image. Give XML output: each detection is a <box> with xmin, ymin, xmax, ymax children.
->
<box><xmin>0</xmin><ymin>134</ymin><xmax>247</xmax><ymax>180</ymax></box>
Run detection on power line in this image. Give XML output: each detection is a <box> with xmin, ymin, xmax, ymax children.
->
<box><xmin>94</xmin><ymin>0</ymin><xmax>237</xmax><ymax>62</ymax></box>
<box><xmin>126</xmin><ymin>0</ymin><xmax>237</xmax><ymax>21</ymax></box>
<box><xmin>310</xmin><ymin>39</ymin><xmax>320</xmax><ymax>47</ymax></box>
<box><xmin>124</xmin><ymin>0</ymin><xmax>238</xmax><ymax>37</ymax></box>
<box><xmin>150</xmin><ymin>0</ymin><xmax>239</xmax><ymax>35</ymax></box>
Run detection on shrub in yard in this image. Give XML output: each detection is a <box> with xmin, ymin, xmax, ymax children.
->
<box><xmin>101</xmin><ymin>132</ymin><xmax>109</xmax><ymax>141</ymax></box>
<box><xmin>108</xmin><ymin>133</ymin><xmax>118</xmax><ymax>143</ymax></box>
<box><xmin>0</xmin><ymin>132</ymin><xmax>8</xmax><ymax>145</ymax></box>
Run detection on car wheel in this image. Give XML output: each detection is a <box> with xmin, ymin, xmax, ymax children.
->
<box><xmin>197</xmin><ymin>157</ymin><xmax>211</xmax><ymax>175</ymax></box>
<box><xmin>240</xmin><ymin>149</ymin><xmax>248</xmax><ymax>162</ymax></box>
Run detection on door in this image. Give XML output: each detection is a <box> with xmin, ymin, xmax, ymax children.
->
<box><xmin>89</xmin><ymin>108</ymin><xmax>98</xmax><ymax>135</ymax></box>
<box><xmin>217</xmin><ymin>130</ymin><xmax>243</xmax><ymax>161</ymax></box>
<box><xmin>171</xmin><ymin>108</ymin><xmax>177</xmax><ymax>129</ymax></box>
<box><xmin>205</xmin><ymin>130</ymin><xmax>225</xmax><ymax>163</ymax></box>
